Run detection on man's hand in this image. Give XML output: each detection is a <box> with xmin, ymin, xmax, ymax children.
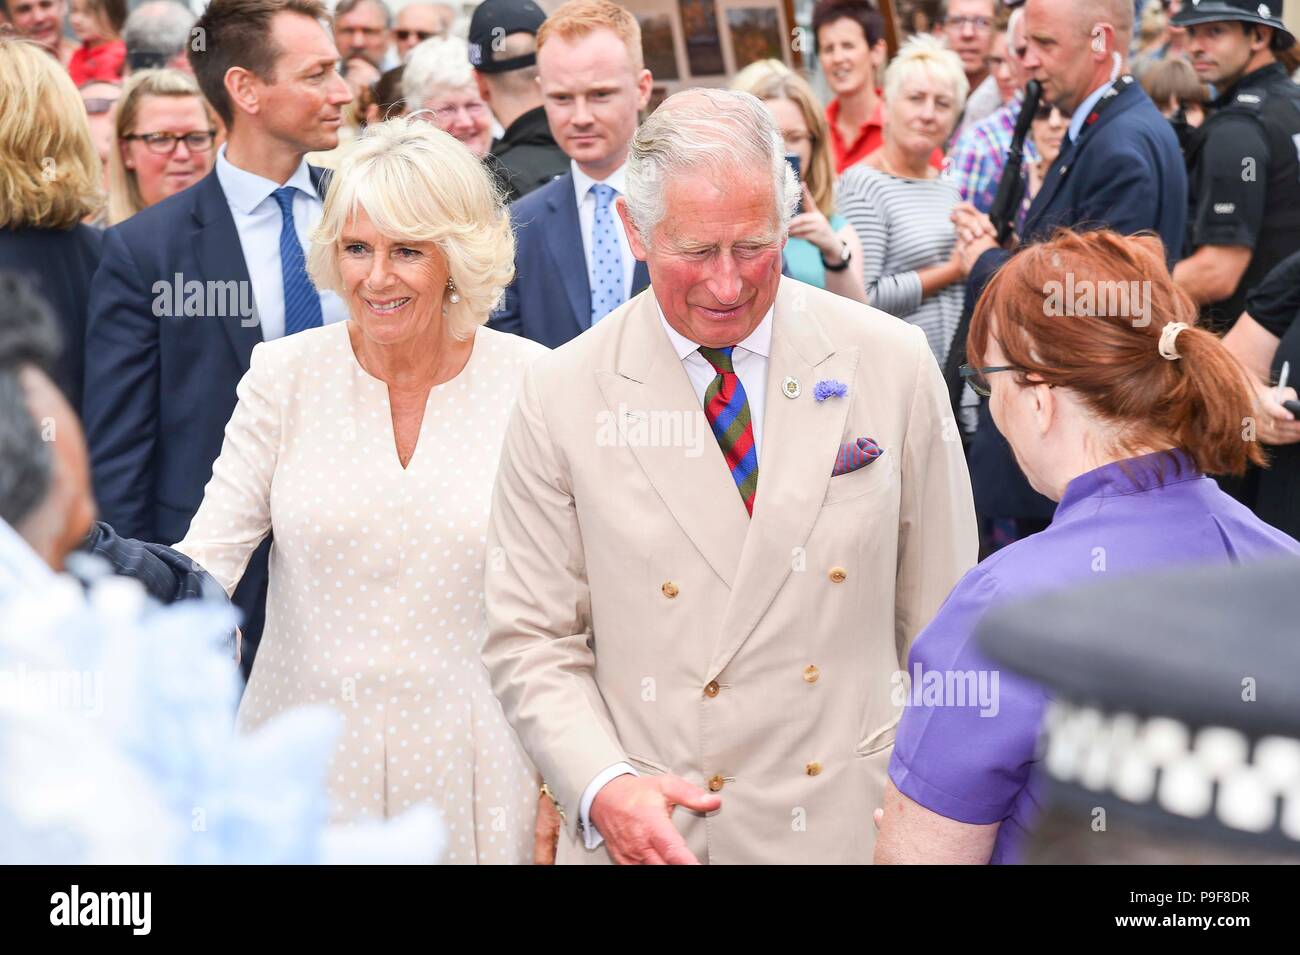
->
<box><xmin>533</xmin><ymin>790</ymin><xmax>561</xmax><ymax>865</ymax></box>
<box><xmin>1252</xmin><ymin>380</ymin><xmax>1300</xmax><ymax>446</ymax></box>
<box><xmin>589</xmin><ymin>773</ymin><xmax>721</xmax><ymax>864</ymax></box>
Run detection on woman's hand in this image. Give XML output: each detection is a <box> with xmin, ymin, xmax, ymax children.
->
<box><xmin>1251</xmin><ymin>379</ymin><xmax>1300</xmax><ymax>446</ymax></box>
<box><xmin>534</xmin><ymin>789</ymin><xmax>561</xmax><ymax>865</ymax></box>
<box><xmin>786</xmin><ymin>185</ymin><xmax>842</xmax><ymax>261</ymax></box>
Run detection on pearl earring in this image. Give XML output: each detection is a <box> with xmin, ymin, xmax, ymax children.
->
<box><xmin>446</xmin><ymin>279</ymin><xmax>460</xmax><ymax>305</ymax></box>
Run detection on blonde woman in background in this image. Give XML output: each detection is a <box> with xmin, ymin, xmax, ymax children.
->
<box><xmin>106</xmin><ymin>69</ymin><xmax>219</xmax><ymax>226</ymax></box>
<box><xmin>0</xmin><ymin>37</ymin><xmax>104</xmax><ymax>415</ymax></box>
<box><xmin>732</xmin><ymin>60</ymin><xmax>866</xmax><ymax>303</ymax></box>
<box><xmin>175</xmin><ymin>117</ymin><xmax>549</xmax><ymax>863</ymax></box>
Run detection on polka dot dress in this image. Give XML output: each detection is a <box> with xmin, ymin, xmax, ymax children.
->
<box><xmin>177</xmin><ymin>321</ymin><xmax>549</xmax><ymax>864</ymax></box>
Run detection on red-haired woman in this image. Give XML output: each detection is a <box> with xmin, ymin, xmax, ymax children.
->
<box><xmin>873</xmin><ymin>229</ymin><xmax>1300</xmax><ymax>865</ymax></box>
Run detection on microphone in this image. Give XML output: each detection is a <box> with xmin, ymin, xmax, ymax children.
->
<box><xmin>987</xmin><ymin>79</ymin><xmax>1042</xmax><ymax>246</ymax></box>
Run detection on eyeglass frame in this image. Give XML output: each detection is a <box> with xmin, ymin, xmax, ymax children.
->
<box><xmin>943</xmin><ymin>14</ymin><xmax>995</xmax><ymax>34</ymax></box>
<box><xmin>959</xmin><ymin>363</ymin><xmax>1057</xmax><ymax>398</ymax></box>
<box><xmin>122</xmin><ymin>130</ymin><xmax>219</xmax><ymax>154</ymax></box>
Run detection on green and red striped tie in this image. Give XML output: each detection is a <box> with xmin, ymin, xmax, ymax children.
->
<box><xmin>699</xmin><ymin>346</ymin><xmax>758</xmax><ymax>516</ymax></box>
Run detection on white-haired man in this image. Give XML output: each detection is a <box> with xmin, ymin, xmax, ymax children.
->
<box><xmin>483</xmin><ymin>88</ymin><xmax>978</xmax><ymax>865</ymax></box>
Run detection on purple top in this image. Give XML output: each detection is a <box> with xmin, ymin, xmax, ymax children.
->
<box><xmin>889</xmin><ymin>450</ymin><xmax>1300</xmax><ymax>864</ymax></box>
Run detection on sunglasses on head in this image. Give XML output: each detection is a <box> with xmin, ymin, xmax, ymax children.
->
<box><xmin>83</xmin><ymin>97</ymin><xmax>118</xmax><ymax>115</ymax></box>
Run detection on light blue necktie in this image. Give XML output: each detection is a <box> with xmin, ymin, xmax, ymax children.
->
<box><xmin>272</xmin><ymin>186</ymin><xmax>323</xmax><ymax>336</ymax></box>
<box><xmin>588</xmin><ymin>183</ymin><xmax>625</xmax><ymax>325</ymax></box>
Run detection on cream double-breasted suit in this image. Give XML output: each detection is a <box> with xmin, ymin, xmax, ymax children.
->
<box><xmin>483</xmin><ymin>278</ymin><xmax>978</xmax><ymax>864</ymax></box>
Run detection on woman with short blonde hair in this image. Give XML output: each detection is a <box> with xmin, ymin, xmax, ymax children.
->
<box><xmin>176</xmin><ymin>117</ymin><xmax>549</xmax><ymax>863</ymax></box>
<box><xmin>839</xmin><ymin>33</ymin><xmax>970</xmax><ymax>366</ymax></box>
<box><xmin>0</xmin><ymin>36</ymin><xmax>105</xmax><ymax>414</ymax></box>
<box><xmin>732</xmin><ymin>59</ymin><xmax>866</xmax><ymax>302</ymax></box>
<box><xmin>106</xmin><ymin>69</ymin><xmax>219</xmax><ymax>225</ymax></box>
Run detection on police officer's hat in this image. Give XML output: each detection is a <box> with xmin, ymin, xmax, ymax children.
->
<box><xmin>468</xmin><ymin>0</ymin><xmax>548</xmax><ymax>74</ymax></box>
<box><xmin>1172</xmin><ymin>0</ymin><xmax>1296</xmax><ymax>51</ymax></box>
<box><xmin>977</xmin><ymin>558</ymin><xmax>1300</xmax><ymax>852</ymax></box>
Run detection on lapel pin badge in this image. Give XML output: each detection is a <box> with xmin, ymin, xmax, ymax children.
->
<box><xmin>781</xmin><ymin>376</ymin><xmax>801</xmax><ymax>399</ymax></box>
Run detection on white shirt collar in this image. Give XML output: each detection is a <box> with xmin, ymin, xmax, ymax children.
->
<box><xmin>571</xmin><ymin>159</ymin><xmax>628</xmax><ymax>205</ymax></box>
<box><xmin>215</xmin><ymin>144</ymin><xmax>318</xmax><ymax>215</ymax></box>
<box><xmin>1067</xmin><ymin>79</ymin><xmax>1113</xmax><ymax>144</ymax></box>
<box><xmin>656</xmin><ymin>302</ymin><xmax>774</xmax><ymax>362</ymax></box>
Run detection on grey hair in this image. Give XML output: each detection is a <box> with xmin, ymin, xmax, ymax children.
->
<box><xmin>624</xmin><ymin>88</ymin><xmax>799</xmax><ymax>242</ymax></box>
<box><xmin>402</xmin><ymin>34</ymin><xmax>474</xmax><ymax>104</ymax></box>
<box><xmin>0</xmin><ymin>272</ymin><xmax>61</xmax><ymax>531</ymax></box>
<box><xmin>123</xmin><ymin>1</ymin><xmax>196</xmax><ymax>67</ymax></box>
<box><xmin>1007</xmin><ymin>6</ymin><xmax>1024</xmax><ymax>45</ymax></box>
<box><xmin>335</xmin><ymin>0</ymin><xmax>392</xmax><ymax>28</ymax></box>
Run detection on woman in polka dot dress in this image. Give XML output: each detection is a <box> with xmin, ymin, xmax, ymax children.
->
<box><xmin>177</xmin><ymin>118</ymin><xmax>549</xmax><ymax>863</ymax></box>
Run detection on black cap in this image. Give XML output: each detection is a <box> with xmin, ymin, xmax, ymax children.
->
<box><xmin>977</xmin><ymin>558</ymin><xmax>1300</xmax><ymax>850</ymax></box>
<box><xmin>468</xmin><ymin>0</ymin><xmax>547</xmax><ymax>74</ymax></box>
<box><xmin>1171</xmin><ymin>0</ymin><xmax>1295</xmax><ymax>50</ymax></box>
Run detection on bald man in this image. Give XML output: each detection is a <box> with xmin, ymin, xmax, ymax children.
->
<box><xmin>949</xmin><ymin>0</ymin><xmax>1187</xmax><ymax>549</ymax></box>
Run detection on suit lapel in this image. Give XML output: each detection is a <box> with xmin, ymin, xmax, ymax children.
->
<box><xmin>595</xmin><ymin>291</ymin><xmax>749</xmax><ymax>588</ymax></box>
<box><xmin>706</xmin><ymin>282</ymin><xmax>860</xmax><ymax>680</ymax></box>
<box><xmin>543</xmin><ymin>174</ymin><xmax>591</xmax><ymax>337</ymax></box>
<box><xmin>191</xmin><ymin>170</ymin><xmax>261</xmax><ymax>371</ymax></box>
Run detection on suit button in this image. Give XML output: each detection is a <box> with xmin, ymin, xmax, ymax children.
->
<box><xmin>806</xmin><ymin>761</ymin><xmax>822</xmax><ymax>776</ymax></box>
<box><xmin>661</xmin><ymin>581</ymin><xmax>679</xmax><ymax>598</ymax></box>
<box><xmin>828</xmin><ymin>566</ymin><xmax>847</xmax><ymax>583</ymax></box>
<box><xmin>803</xmin><ymin>665</ymin><xmax>819</xmax><ymax>683</ymax></box>
<box><xmin>707</xmin><ymin>774</ymin><xmax>725</xmax><ymax>792</ymax></box>
<box><xmin>704</xmin><ymin>680</ymin><xmax>720</xmax><ymax>698</ymax></box>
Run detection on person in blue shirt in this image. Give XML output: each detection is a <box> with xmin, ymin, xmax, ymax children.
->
<box><xmin>732</xmin><ymin>60</ymin><xmax>866</xmax><ymax>303</ymax></box>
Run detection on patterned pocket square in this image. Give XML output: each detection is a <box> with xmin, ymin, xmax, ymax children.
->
<box><xmin>832</xmin><ymin>437</ymin><xmax>883</xmax><ymax>477</ymax></box>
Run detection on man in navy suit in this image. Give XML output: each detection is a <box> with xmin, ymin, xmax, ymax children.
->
<box><xmin>489</xmin><ymin>0</ymin><xmax>653</xmax><ymax>349</ymax></box>
<box><xmin>83</xmin><ymin>0</ymin><xmax>353</xmax><ymax>675</ymax></box>
<box><xmin>952</xmin><ymin>0</ymin><xmax>1188</xmax><ymax>535</ymax></box>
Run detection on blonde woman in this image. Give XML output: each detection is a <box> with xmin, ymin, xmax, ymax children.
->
<box><xmin>0</xmin><ymin>37</ymin><xmax>104</xmax><ymax>415</ymax></box>
<box><xmin>107</xmin><ymin>69</ymin><xmax>219</xmax><ymax>226</ymax></box>
<box><xmin>839</xmin><ymin>33</ymin><xmax>969</xmax><ymax>367</ymax></box>
<box><xmin>176</xmin><ymin>118</ymin><xmax>548</xmax><ymax>863</ymax></box>
<box><xmin>732</xmin><ymin>60</ymin><xmax>866</xmax><ymax>303</ymax></box>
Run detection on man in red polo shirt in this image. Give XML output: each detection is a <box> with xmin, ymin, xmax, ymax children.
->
<box><xmin>815</xmin><ymin>0</ymin><xmax>945</xmax><ymax>173</ymax></box>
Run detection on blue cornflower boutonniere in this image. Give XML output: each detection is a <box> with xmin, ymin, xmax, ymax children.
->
<box><xmin>814</xmin><ymin>379</ymin><xmax>847</xmax><ymax>402</ymax></box>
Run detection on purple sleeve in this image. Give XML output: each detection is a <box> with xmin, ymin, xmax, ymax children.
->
<box><xmin>888</xmin><ymin>567</ymin><xmax>1048</xmax><ymax>824</ymax></box>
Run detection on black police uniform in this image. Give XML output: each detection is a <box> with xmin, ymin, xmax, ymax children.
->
<box><xmin>1174</xmin><ymin>0</ymin><xmax>1300</xmax><ymax>331</ymax></box>
<box><xmin>1185</xmin><ymin>62</ymin><xmax>1300</xmax><ymax>330</ymax></box>
<box><xmin>488</xmin><ymin>106</ymin><xmax>568</xmax><ymax>203</ymax></box>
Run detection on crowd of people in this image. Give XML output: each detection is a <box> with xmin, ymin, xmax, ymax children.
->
<box><xmin>2</xmin><ymin>0</ymin><xmax>1300</xmax><ymax>865</ymax></box>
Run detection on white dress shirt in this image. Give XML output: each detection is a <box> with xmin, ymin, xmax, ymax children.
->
<box><xmin>576</xmin><ymin>303</ymin><xmax>774</xmax><ymax>849</ymax></box>
<box><xmin>570</xmin><ymin>160</ymin><xmax>636</xmax><ymax>306</ymax></box>
<box><xmin>214</xmin><ymin>146</ymin><xmax>348</xmax><ymax>341</ymax></box>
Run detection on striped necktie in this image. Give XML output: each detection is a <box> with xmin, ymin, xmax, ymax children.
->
<box><xmin>272</xmin><ymin>186</ymin><xmax>323</xmax><ymax>336</ymax></box>
<box><xmin>699</xmin><ymin>345</ymin><xmax>758</xmax><ymax>516</ymax></box>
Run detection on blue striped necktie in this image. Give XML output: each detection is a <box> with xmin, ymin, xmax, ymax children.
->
<box><xmin>272</xmin><ymin>186</ymin><xmax>323</xmax><ymax>336</ymax></box>
<box><xmin>588</xmin><ymin>183</ymin><xmax>625</xmax><ymax>325</ymax></box>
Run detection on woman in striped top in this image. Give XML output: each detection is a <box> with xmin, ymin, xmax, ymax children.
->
<box><xmin>839</xmin><ymin>35</ymin><xmax>968</xmax><ymax>367</ymax></box>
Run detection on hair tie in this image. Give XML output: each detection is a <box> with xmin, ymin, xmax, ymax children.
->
<box><xmin>1159</xmin><ymin>322</ymin><xmax>1189</xmax><ymax>361</ymax></box>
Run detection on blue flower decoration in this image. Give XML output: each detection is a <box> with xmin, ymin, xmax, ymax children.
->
<box><xmin>814</xmin><ymin>379</ymin><xmax>848</xmax><ymax>402</ymax></box>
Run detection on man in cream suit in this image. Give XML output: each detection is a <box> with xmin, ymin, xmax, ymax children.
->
<box><xmin>484</xmin><ymin>88</ymin><xmax>978</xmax><ymax>864</ymax></box>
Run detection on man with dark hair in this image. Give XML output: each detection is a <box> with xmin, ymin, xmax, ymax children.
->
<box><xmin>469</xmin><ymin>0</ymin><xmax>567</xmax><ymax>202</ymax></box>
<box><xmin>333</xmin><ymin>0</ymin><xmax>394</xmax><ymax>69</ymax></box>
<box><xmin>0</xmin><ymin>270</ymin><xmax>218</xmax><ymax>602</ymax></box>
<box><xmin>1170</xmin><ymin>0</ymin><xmax>1300</xmax><ymax>332</ymax></box>
<box><xmin>84</xmin><ymin>0</ymin><xmax>351</xmax><ymax>675</ymax></box>
<box><xmin>812</xmin><ymin>0</ymin><xmax>891</xmax><ymax>173</ymax></box>
<box><xmin>122</xmin><ymin>0</ymin><xmax>196</xmax><ymax>75</ymax></box>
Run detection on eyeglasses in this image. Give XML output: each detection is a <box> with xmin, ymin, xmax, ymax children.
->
<box><xmin>959</xmin><ymin>363</ymin><xmax>1021</xmax><ymax>397</ymax></box>
<box><xmin>83</xmin><ymin>97</ymin><xmax>119</xmax><ymax>115</ymax></box>
<box><xmin>395</xmin><ymin>29</ymin><xmax>434</xmax><ymax>42</ymax></box>
<box><xmin>425</xmin><ymin>101</ymin><xmax>488</xmax><ymax>124</ymax></box>
<box><xmin>124</xmin><ymin>130</ymin><xmax>218</xmax><ymax>154</ymax></box>
<box><xmin>944</xmin><ymin>15</ymin><xmax>994</xmax><ymax>34</ymax></box>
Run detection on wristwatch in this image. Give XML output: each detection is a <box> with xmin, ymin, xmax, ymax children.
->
<box><xmin>822</xmin><ymin>239</ymin><xmax>851</xmax><ymax>272</ymax></box>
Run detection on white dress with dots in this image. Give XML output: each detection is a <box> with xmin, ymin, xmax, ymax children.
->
<box><xmin>177</xmin><ymin>321</ymin><xmax>548</xmax><ymax>864</ymax></box>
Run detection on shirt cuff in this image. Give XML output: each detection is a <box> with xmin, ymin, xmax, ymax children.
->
<box><xmin>579</xmin><ymin>761</ymin><xmax>639</xmax><ymax>850</ymax></box>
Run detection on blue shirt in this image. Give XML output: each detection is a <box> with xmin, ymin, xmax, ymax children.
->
<box><xmin>889</xmin><ymin>450</ymin><xmax>1300</xmax><ymax>864</ymax></box>
<box><xmin>784</xmin><ymin>212</ymin><xmax>847</xmax><ymax>290</ymax></box>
